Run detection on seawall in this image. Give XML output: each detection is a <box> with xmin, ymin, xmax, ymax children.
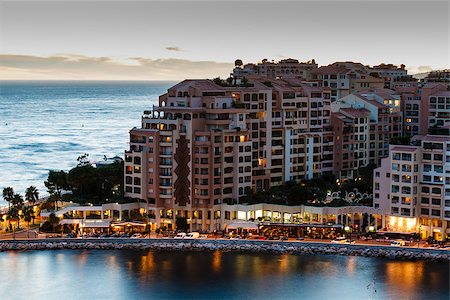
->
<box><xmin>0</xmin><ymin>239</ymin><xmax>448</xmax><ymax>261</ymax></box>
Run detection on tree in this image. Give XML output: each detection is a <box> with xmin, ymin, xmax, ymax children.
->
<box><xmin>22</xmin><ymin>206</ymin><xmax>34</xmax><ymax>238</ymax></box>
<box><xmin>48</xmin><ymin>213</ymin><xmax>60</xmax><ymax>232</ymax></box>
<box><xmin>175</xmin><ymin>217</ymin><xmax>189</xmax><ymax>232</ymax></box>
<box><xmin>11</xmin><ymin>193</ymin><xmax>24</xmax><ymax>208</ymax></box>
<box><xmin>45</xmin><ymin>170</ymin><xmax>68</xmax><ymax>210</ymax></box>
<box><xmin>25</xmin><ymin>186</ymin><xmax>39</xmax><ymax>206</ymax></box>
<box><xmin>362</xmin><ymin>213</ymin><xmax>369</xmax><ymax>232</ymax></box>
<box><xmin>2</xmin><ymin>187</ymin><xmax>14</xmax><ymax>211</ymax></box>
<box><xmin>212</xmin><ymin>77</ymin><xmax>223</xmax><ymax>86</ymax></box>
<box><xmin>7</xmin><ymin>206</ymin><xmax>20</xmax><ymax>229</ymax></box>
<box><xmin>76</xmin><ymin>153</ymin><xmax>90</xmax><ymax>167</ymax></box>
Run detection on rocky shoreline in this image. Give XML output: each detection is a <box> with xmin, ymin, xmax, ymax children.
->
<box><xmin>1</xmin><ymin>239</ymin><xmax>448</xmax><ymax>261</ymax></box>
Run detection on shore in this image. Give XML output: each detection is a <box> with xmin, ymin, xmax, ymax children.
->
<box><xmin>0</xmin><ymin>238</ymin><xmax>448</xmax><ymax>261</ymax></box>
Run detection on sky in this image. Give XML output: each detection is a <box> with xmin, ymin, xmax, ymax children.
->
<box><xmin>0</xmin><ymin>0</ymin><xmax>449</xmax><ymax>80</ymax></box>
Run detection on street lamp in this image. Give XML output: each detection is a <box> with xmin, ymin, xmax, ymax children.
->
<box><xmin>418</xmin><ymin>225</ymin><xmax>422</xmax><ymax>248</ymax></box>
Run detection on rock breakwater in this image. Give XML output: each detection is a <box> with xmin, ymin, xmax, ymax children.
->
<box><xmin>0</xmin><ymin>239</ymin><xmax>448</xmax><ymax>261</ymax></box>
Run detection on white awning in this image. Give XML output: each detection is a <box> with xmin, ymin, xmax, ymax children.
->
<box><xmin>226</xmin><ymin>222</ymin><xmax>259</xmax><ymax>230</ymax></box>
<box><xmin>111</xmin><ymin>221</ymin><xmax>147</xmax><ymax>227</ymax></box>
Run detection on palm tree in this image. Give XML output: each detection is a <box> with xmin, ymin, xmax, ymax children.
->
<box><xmin>11</xmin><ymin>193</ymin><xmax>24</xmax><ymax>208</ymax></box>
<box><xmin>7</xmin><ymin>206</ymin><xmax>20</xmax><ymax>230</ymax></box>
<box><xmin>25</xmin><ymin>186</ymin><xmax>39</xmax><ymax>206</ymax></box>
<box><xmin>2</xmin><ymin>187</ymin><xmax>14</xmax><ymax>212</ymax></box>
<box><xmin>22</xmin><ymin>206</ymin><xmax>34</xmax><ymax>239</ymax></box>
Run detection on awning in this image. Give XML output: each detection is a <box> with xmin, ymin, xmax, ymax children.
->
<box><xmin>79</xmin><ymin>220</ymin><xmax>110</xmax><ymax>228</ymax></box>
<box><xmin>111</xmin><ymin>221</ymin><xmax>147</xmax><ymax>227</ymax></box>
<box><xmin>226</xmin><ymin>222</ymin><xmax>259</xmax><ymax>230</ymax></box>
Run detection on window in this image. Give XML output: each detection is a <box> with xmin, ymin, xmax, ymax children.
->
<box><xmin>432</xmin><ymin>187</ymin><xmax>441</xmax><ymax>195</ymax></box>
<box><xmin>432</xmin><ymin>198</ymin><xmax>441</xmax><ymax>206</ymax></box>
<box><xmin>431</xmin><ymin>209</ymin><xmax>440</xmax><ymax>217</ymax></box>
<box><xmin>420</xmin><ymin>208</ymin><xmax>429</xmax><ymax>215</ymax></box>
<box><xmin>421</xmin><ymin>197</ymin><xmax>429</xmax><ymax>204</ymax></box>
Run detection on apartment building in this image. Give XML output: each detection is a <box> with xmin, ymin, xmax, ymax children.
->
<box><xmin>232</xmin><ymin>58</ymin><xmax>318</xmax><ymax>81</ymax></box>
<box><xmin>395</xmin><ymin>86</ymin><xmax>421</xmax><ymax>137</ymax></box>
<box><xmin>124</xmin><ymin>78</ymin><xmax>333</xmax><ymax>231</ymax></box>
<box><xmin>422</xmin><ymin>69</ymin><xmax>450</xmax><ymax>83</ymax></box>
<box><xmin>373</xmin><ymin>134</ymin><xmax>450</xmax><ymax>240</ymax></box>
<box><xmin>370</xmin><ymin>63</ymin><xmax>408</xmax><ymax>89</ymax></box>
<box><xmin>331</xmin><ymin>108</ymin><xmax>371</xmax><ymax>178</ymax></box>
<box><xmin>421</xmin><ymin>84</ymin><xmax>450</xmax><ymax>134</ymax></box>
<box><xmin>332</xmin><ymin>89</ymin><xmax>402</xmax><ymax>168</ymax></box>
<box><xmin>312</xmin><ymin>62</ymin><xmax>384</xmax><ymax>102</ymax></box>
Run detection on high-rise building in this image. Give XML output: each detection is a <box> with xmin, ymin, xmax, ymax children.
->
<box><xmin>124</xmin><ymin>78</ymin><xmax>333</xmax><ymax>231</ymax></box>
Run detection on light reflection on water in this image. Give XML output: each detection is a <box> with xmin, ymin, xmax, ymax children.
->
<box><xmin>0</xmin><ymin>250</ymin><xmax>448</xmax><ymax>300</ymax></box>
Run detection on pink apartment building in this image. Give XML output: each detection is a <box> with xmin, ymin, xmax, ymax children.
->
<box><xmin>312</xmin><ymin>62</ymin><xmax>385</xmax><ymax>102</ymax></box>
<box><xmin>331</xmin><ymin>89</ymin><xmax>402</xmax><ymax>175</ymax></box>
<box><xmin>373</xmin><ymin>134</ymin><xmax>450</xmax><ymax>240</ymax></box>
<box><xmin>232</xmin><ymin>58</ymin><xmax>318</xmax><ymax>81</ymax></box>
<box><xmin>124</xmin><ymin>78</ymin><xmax>333</xmax><ymax>231</ymax></box>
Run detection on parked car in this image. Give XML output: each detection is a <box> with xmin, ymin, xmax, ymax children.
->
<box><xmin>331</xmin><ymin>237</ymin><xmax>348</xmax><ymax>244</ymax></box>
<box><xmin>131</xmin><ymin>233</ymin><xmax>142</xmax><ymax>239</ymax></box>
<box><xmin>174</xmin><ymin>232</ymin><xmax>186</xmax><ymax>239</ymax></box>
<box><xmin>390</xmin><ymin>239</ymin><xmax>406</xmax><ymax>247</ymax></box>
<box><xmin>185</xmin><ymin>232</ymin><xmax>200</xmax><ymax>239</ymax></box>
<box><xmin>230</xmin><ymin>235</ymin><xmax>242</xmax><ymax>240</ymax></box>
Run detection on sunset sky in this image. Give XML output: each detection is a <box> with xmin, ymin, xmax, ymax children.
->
<box><xmin>0</xmin><ymin>0</ymin><xmax>448</xmax><ymax>80</ymax></box>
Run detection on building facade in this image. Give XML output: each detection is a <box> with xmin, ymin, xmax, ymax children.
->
<box><xmin>332</xmin><ymin>90</ymin><xmax>402</xmax><ymax>171</ymax></box>
<box><xmin>232</xmin><ymin>58</ymin><xmax>318</xmax><ymax>81</ymax></box>
<box><xmin>124</xmin><ymin>78</ymin><xmax>334</xmax><ymax>231</ymax></box>
<box><xmin>312</xmin><ymin>62</ymin><xmax>385</xmax><ymax>102</ymax></box>
<box><xmin>373</xmin><ymin>134</ymin><xmax>450</xmax><ymax>240</ymax></box>
<box><xmin>331</xmin><ymin>108</ymin><xmax>371</xmax><ymax>178</ymax></box>
<box><xmin>370</xmin><ymin>63</ymin><xmax>408</xmax><ymax>89</ymax></box>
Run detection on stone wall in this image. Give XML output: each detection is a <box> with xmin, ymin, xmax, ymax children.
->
<box><xmin>0</xmin><ymin>239</ymin><xmax>448</xmax><ymax>261</ymax></box>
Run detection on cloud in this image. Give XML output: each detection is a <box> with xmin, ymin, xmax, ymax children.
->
<box><xmin>165</xmin><ymin>47</ymin><xmax>183</xmax><ymax>52</ymax></box>
<box><xmin>407</xmin><ymin>65</ymin><xmax>434</xmax><ymax>75</ymax></box>
<box><xmin>0</xmin><ymin>54</ymin><xmax>233</xmax><ymax>80</ymax></box>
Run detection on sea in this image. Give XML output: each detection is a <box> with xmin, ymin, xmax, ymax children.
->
<box><xmin>0</xmin><ymin>250</ymin><xmax>448</xmax><ymax>300</ymax></box>
<box><xmin>0</xmin><ymin>81</ymin><xmax>174</xmax><ymax>205</ymax></box>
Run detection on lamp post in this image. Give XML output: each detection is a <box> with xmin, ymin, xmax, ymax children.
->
<box><xmin>418</xmin><ymin>225</ymin><xmax>422</xmax><ymax>248</ymax></box>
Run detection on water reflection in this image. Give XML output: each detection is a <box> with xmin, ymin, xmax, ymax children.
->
<box><xmin>212</xmin><ymin>250</ymin><xmax>221</xmax><ymax>273</ymax></box>
<box><xmin>0</xmin><ymin>250</ymin><xmax>447</xmax><ymax>300</ymax></box>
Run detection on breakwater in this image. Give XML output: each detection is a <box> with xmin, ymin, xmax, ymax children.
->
<box><xmin>1</xmin><ymin>239</ymin><xmax>448</xmax><ymax>261</ymax></box>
